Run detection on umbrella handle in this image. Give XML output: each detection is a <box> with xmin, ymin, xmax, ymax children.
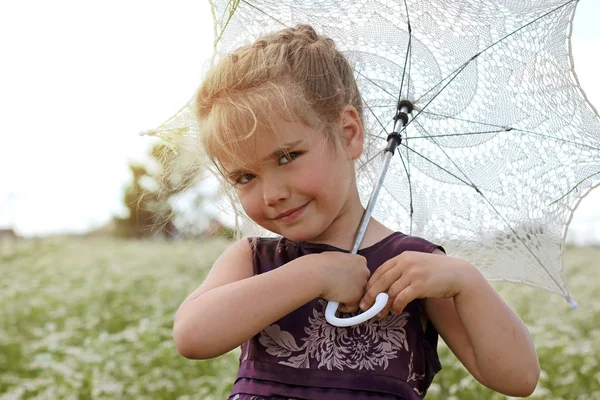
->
<box><xmin>324</xmin><ymin>292</ymin><xmax>389</xmax><ymax>327</ymax></box>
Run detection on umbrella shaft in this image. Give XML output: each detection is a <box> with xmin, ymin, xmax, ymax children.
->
<box><xmin>351</xmin><ymin>150</ymin><xmax>395</xmax><ymax>254</ymax></box>
<box><xmin>351</xmin><ymin>101</ymin><xmax>411</xmax><ymax>253</ymax></box>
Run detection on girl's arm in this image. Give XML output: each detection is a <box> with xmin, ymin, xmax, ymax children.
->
<box><xmin>359</xmin><ymin>249</ymin><xmax>539</xmax><ymax>397</ymax></box>
<box><xmin>174</xmin><ymin>240</ymin><xmax>321</xmax><ymax>359</ymax></box>
<box><xmin>173</xmin><ymin>239</ymin><xmax>369</xmax><ymax>360</ymax></box>
<box><xmin>424</xmin><ymin>249</ymin><xmax>540</xmax><ymax>397</ymax></box>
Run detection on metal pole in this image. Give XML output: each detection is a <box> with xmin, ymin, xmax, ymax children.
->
<box><xmin>350</xmin><ymin>102</ymin><xmax>411</xmax><ymax>254</ymax></box>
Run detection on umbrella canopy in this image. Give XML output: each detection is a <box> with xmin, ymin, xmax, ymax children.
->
<box><xmin>150</xmin><ymin>0</ymin><xmax>600</xmax><ymax>305</ymax></box>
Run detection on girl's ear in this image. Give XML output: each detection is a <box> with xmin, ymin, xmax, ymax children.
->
<box><xmin>339</xmin><ymin>106</ymin><xmax>364</xmax><ymax>160</ymax></box>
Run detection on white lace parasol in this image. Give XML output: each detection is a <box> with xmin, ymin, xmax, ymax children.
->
<box><xmin>149</xmin><ymin>0</ymin><xmax>600</xmax><ymax>309</ymax></box>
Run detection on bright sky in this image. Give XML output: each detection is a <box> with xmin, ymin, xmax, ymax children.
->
<box><xmin>1</xmin><ymin>1</ymin><xmax>599</xmax><ymax>243</ymax></box>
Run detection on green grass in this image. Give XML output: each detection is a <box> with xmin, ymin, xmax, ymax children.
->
<box><xmin>1</xmin><ymin>237</ymin><xmax>599</xmax><ymax>399</ymax></box>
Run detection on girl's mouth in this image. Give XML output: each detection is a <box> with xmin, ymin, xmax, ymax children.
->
<box><xmin>276</xmin><ymin>202</ymin><xmax>309</xmax><ymax>224</ymax></box>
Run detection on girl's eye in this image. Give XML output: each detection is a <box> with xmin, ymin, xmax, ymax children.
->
<box><xmin>235</xmin><ymin>173</ymin><xmax>255</xmax><ymax>185</ymax></box>
<box><xmin>279</xmin><ymin>151</ymin><xmax>300</xmax><ymax>165</ymax></box>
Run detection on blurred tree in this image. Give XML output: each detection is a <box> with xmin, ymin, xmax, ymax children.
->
<box><xmin>113</xmin><ymin>142</ymin><xmax>198</xmax><ymax>239</ymax></box>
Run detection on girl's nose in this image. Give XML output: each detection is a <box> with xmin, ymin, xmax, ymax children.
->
<box><xmin>262</xmin><ymin>177</ymin><xmax>290</xmax><ymax>206</ymax></box>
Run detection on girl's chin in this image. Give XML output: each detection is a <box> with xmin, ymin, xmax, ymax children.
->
<box><xmin>270</xmin><ymin>224</ymin><xmax>325</xmax><ymax>242</ymax></box>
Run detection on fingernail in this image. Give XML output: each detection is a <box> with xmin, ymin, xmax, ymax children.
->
<box><xmin>359</xmin><ymin>301</ymin><xmax>366</xmax><ymax>311</ymax></box>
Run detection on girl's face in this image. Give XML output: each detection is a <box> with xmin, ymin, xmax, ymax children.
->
<box><xmin>223</xmin><ymin>113</ymin><xmax>363</xmax><ymax>243</ymax></box>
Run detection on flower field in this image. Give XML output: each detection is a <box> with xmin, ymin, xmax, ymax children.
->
<box><xmin>1</xmin><ymin>237</ymin><xmax>598</xmax><ymax>399</ymax></box>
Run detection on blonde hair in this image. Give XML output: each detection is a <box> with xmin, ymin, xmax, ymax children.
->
<box><xmin>196</xmin><ymin>24</ymin><xmax>364</xmax><ymax>176</ymax></box>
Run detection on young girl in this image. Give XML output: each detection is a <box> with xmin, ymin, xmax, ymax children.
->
<box><xmin>173</xmin><ymin>25</ymin><xmax>540</xmax><ymax>399</ymax></box>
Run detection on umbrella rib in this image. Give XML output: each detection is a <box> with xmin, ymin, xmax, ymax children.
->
<box><xmin>361</xmin><ymin>98</ymin><xmax>416</xmax><ymax>232</ymax></box>
<box><xmin>477</xmin><ymin>198</ymin><xmax>568</xmax><ymax>297</ymax></box>
<box><xmin>403</xmin><ymin>127</ymin><xmax>413</xmax><ymax>235</ymax></box>
<box><xmin>413</xmin><ymin>120</ymin><xmax>472</xmax><ymax>184</ymax></box>
<box><xmin>407</xmin><ymin>130</ymin><xmax>600</xmax><ymax>152</ymax></box>
<box><xmin>495</xmin><ymin>129</ymin><xmax>600</xmax><ymax>152</ymax></box>
<box><xmin>414</xmin><ymin>0</ymin><xmax>577</xmax><ymax>104</ymax></box>
<box><xmin>547</xmin><ymin>170</ymin><xmax>600</xmax><ymax>206</ymax></box>
<box><xmin>231</xmin><ymin>3</ymin><xmax>424</xmax><ymax>140</ymax></box>
<box><xmin>397</xmin><ymin>0</ymin><xmax>412</xmax><ymax>102</ymax></box>
<box><xmin>420</xmin><ymin>110</ymin><xmax>513</xmax><ymax>127</ymax></box>
<box><xmin>397</xmin><ymin>64</ymin><xmax>470</xmax><ymax>135</ymax></box>
<box><xmin>397</xmin><ymin>149</ymin><xmax>414</xmax><ymax>235</ymax></box>
<box><xmin>406</xmin><ymin>129</ymin><xmax>508</xmax><ymax>140</ymax></box>
<box><xmin>399</xmin><ymin>142</ymin><xmax>474</xmax><ymax>188</ymax></box>
<box><xmin>368</xmin><ymin>128</ymin><xmax>520</xmax><ymax>147</ymax></box>
<box><xmin>358</xmin><ymin>97</ymin><xmax>391</xmax><ymax>174</ymax></box>
<box><xmin>406</xmin><ymin>22</ymin><xmax>414</xmax><ymax>101</ymax></box>
<box><xmin>357</xmin><ymin>149</ymin><xmax>385</xmax><ymax>174</ymax></box>
<box><xmin>414</xmin><ymin>56</ymin><xmax>472</xmax><ymax>105</ymax></box>
<box><xmin>402</xmin><ymin>135</ymin><xmax>568</xmax><ymax>297</ymax></box>
<box><xmin>361</xmin><ymin>115</ymin><xmax>600</xmax><ymax>157</ymax></box>
<box><xmin>213</xmin><ymin>0</ymin><xmax>242</xmax><ymax>46</ymax></box>
<box><xmin>240</xmin><ymin>0</ymin><xmax>289</xmax><ymax>28</ymax></box>
<box><xmin>355</xmin><ymin>70</ymin><xmax>398</xmax><ymax>100</ymax></box>
<box><xmin>418</xmin><ymin>111</ymin><xmax>600</xmax><ymax>152</ymax></box>
<box><xmin>363</xmin><ymin>98</ymin><xmax>392</xmax><ymax>139</ymax></box>
<box><xmin>368</xmin><ymin>107</ymin><xmax>600</xmax><ymax>151</ymax></box>
<box><xmin>367</xmin><ymin>105</ymin><xmax>408</xmax><ymax>108</ymax></box>
<box><xmin>361</xmin><ymin>97</ymin><xmax>415</xmax><ymax>231</ymax></box>
<box><xmin>471</xmin><ymin>0</ymin><xmax>577</xmax><ymax>65</ymax></box>
<box><xmin>222</xmin><ymin>1</ymin><xmax>584</xmax><ymax>158</ymax></box>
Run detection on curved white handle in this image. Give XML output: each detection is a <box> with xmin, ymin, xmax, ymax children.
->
<box><xmin>325</xmin><ymin>293</ymin><xmax>389</xmax><ymax>327</ymax></box>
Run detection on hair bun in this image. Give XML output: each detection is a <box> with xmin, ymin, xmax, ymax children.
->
<box><xmin>295</xmin><ymin>25</ymin><xmax>318</xmax><ymax>42</ymax></box>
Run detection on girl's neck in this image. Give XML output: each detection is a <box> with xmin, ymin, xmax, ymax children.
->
<box><xmin>300</xmin><ymin>194</ymin><xmax>394</xmax><ymax>251</ymax></box>
<box><xmin>318</xmin><ymin>218</ymin><xmax>394</xmax><ymax>251</ymax></box>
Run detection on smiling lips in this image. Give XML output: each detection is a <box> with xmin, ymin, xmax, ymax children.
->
<box><xmin>275</xmin><ymin>202</ymin><xmax>309</xmax><ymax>223</ymax></box>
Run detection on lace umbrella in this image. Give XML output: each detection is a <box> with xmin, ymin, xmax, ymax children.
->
<box><xmin>146</xmin><ymin>0</ymin><xmax>600</xmax><ymax>325</ymax></box>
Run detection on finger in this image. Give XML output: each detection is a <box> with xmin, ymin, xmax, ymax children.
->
<box><xmin>365</xmin><ymin>259</ymin><xmax>396</xmax><ymax>292</ymax></box>
<box><xmin>377</xmin><ymin>278</ymin><xmax>411</xmax><ymax>319</ymax></box>
<box><xmin>361</xmin><ymin>267</ymin><xmax>403</xmax><ymax>310</ymax></box>
<box><xmin>362</xmin><ymin>265</ymin><xmax>371</xmax><ymax>280</ymax></box>
<box><xmin>339</xmin><ymin>302</ymin><xmax>359</xmax><ymax>313</ymax></box>
<box><xmin>391</xmin><ymin>286</ymin><xmax>418</xmax><ymax>315</ymax></box>
<box><xmin>366</xmin><ymin>260</ymin><xmax>401</xmax><ymax>293</ymax></box>
<box><xmin>377</xmin><ymin>293</ymin><xmax>395</xmax><ymax>320</ymax></box>
<box><xmin>349</xmin><ymin>253</ymin><xmax>368</xmax><ymax>267</ymax></box>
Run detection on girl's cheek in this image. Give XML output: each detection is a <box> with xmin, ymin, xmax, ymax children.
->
<box><xmin>238</xmin><ymin>191</ymin><xmax>259</xmax><ymax>218</ymax></box>
<box><xmin>301</xmin><ymin>157</ymin><xmax>332</xmax><ymax>183</ymax></box>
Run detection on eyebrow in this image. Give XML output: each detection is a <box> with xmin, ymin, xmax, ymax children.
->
<box><xmin>261</xmin><ymin>140</ymin><xmax>303</xmax><ymax>162</ymax></box>
<box><xmin>226</xmin><ymin>139</ymin><xmax>303</xmax><ymax>180</ymax></box>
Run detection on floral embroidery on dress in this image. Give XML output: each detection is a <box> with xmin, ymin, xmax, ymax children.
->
<box><xmin>407</xmin><ymin>351</ymin><xmax>426</xmax><ymax>396</ymax></box>
<box><xmin>258</xmin><ymin>299</ymin><xmax>411</xmax><ymax>371</ymax></box>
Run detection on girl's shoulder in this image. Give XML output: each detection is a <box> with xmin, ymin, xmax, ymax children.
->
<box><xmin>244</xmin><ymin>233</ymin><xmax>443</xmax><ymax>256</ymax></box>
<box><xmin>245</xmin><ymin>235</ymin><xmax>287</xmax><ymax>255</ymax></box>
<box><xmin>245</xmin><ymin>236</ymin><xmax>312</xmax><ymax>274</ymax></box>
<box><xmin>242</xmin><ymin>233</ymin><xmax>444</xmax><ymax>271</ymax></box>
<box><xmin>213</xmin><ymin>239</ymin><xmax>255</xmax><ymax>272</ymax></box>
<box><xmin>382</xmin><ymin>232</ymin><xmax>445</xmax><ymax>256</ymax></box>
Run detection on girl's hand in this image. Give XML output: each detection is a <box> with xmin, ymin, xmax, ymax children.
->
<box><xmin>359</xmin><ymin>251</ymin><xmax>474</xmax><ymax>319</ymax></box>
<box><xmin>311</xmin><ymin>252</ymin><xmax>370</xmax><ymax>313</ymax></box>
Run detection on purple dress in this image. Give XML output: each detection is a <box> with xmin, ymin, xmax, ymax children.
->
<box><xmin>230</xmin><ymin>232</ymin><xmax>444</xmax><ymax>400</ymax></box>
